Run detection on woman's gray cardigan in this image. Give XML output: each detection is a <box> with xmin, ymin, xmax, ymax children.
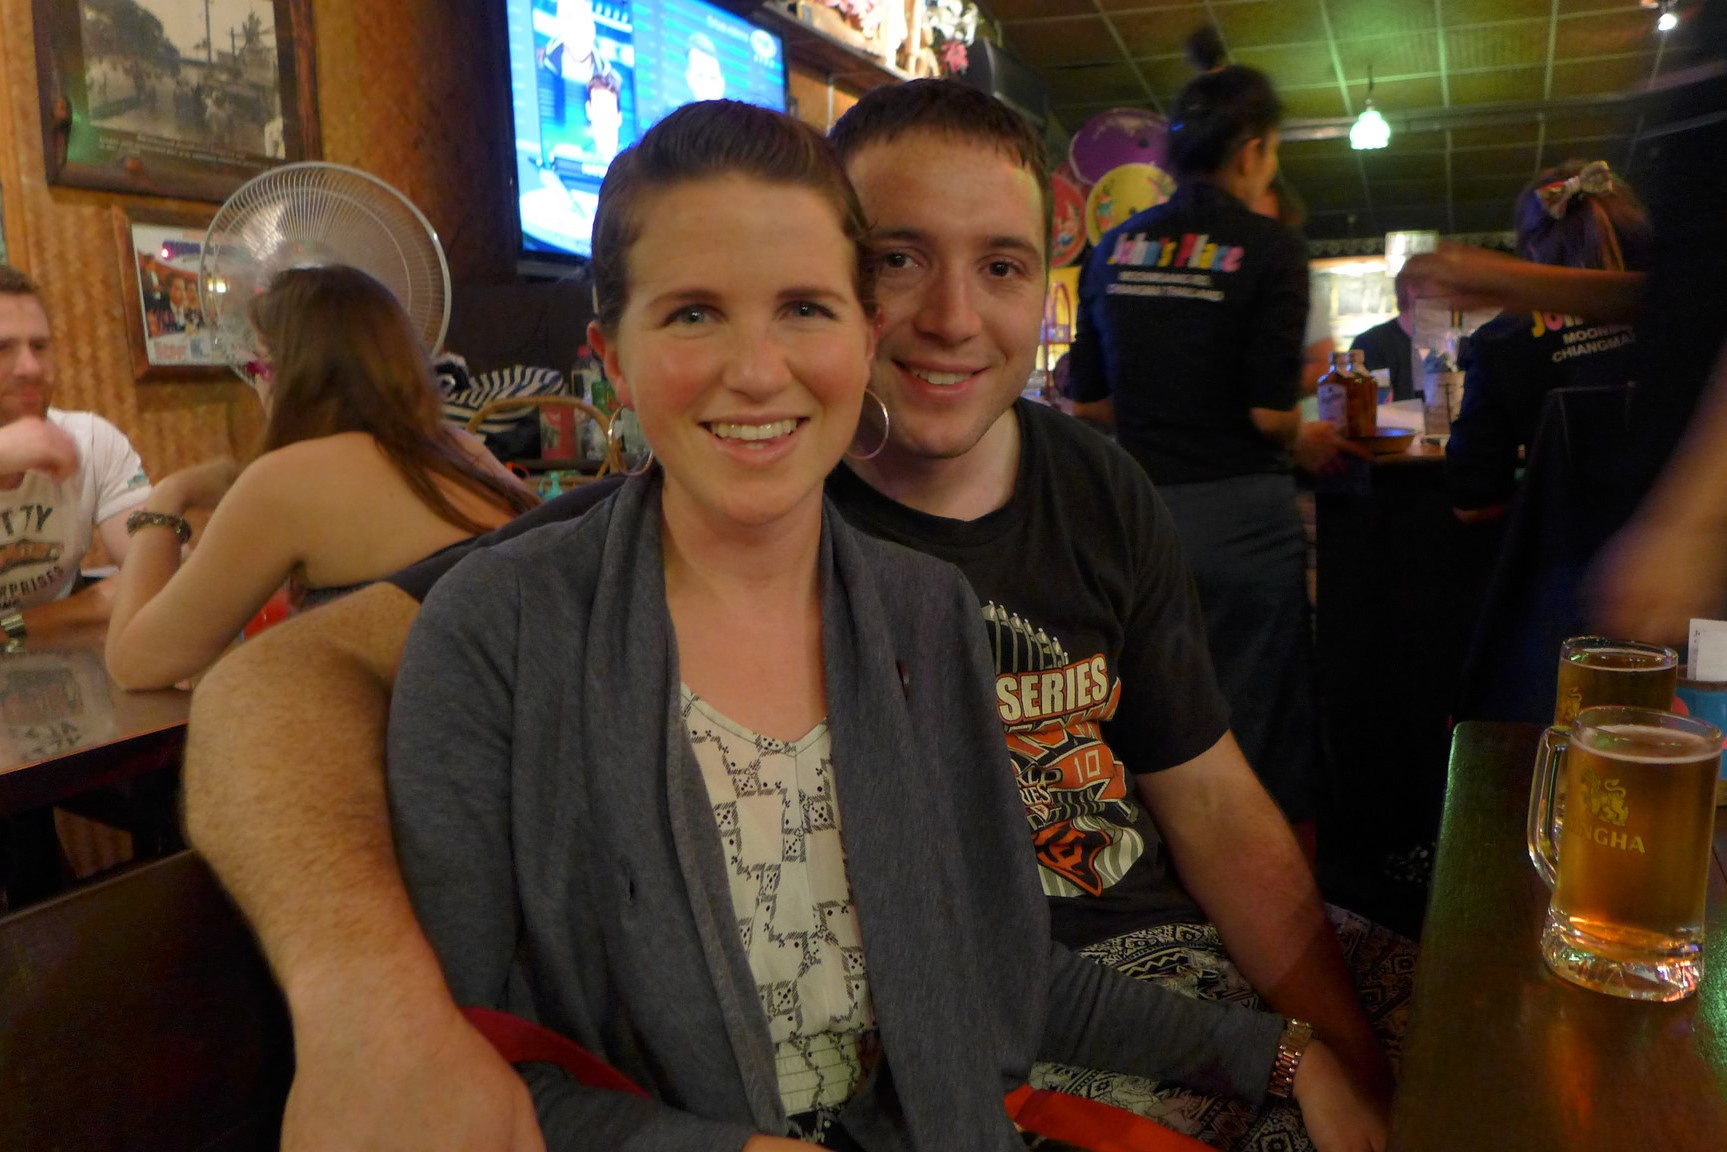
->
<box><xmin>388</xmin><ymin>475</ymin><xmax>1281</xmax><ymax>1151</ymax></box>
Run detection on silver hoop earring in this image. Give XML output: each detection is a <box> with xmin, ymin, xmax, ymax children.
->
<box><xmin>845</xmin><ymin>389</ymin><xmax>891</xmax><ymax>462</ymax></box>
<box><xmin>606</xmin><ymin>409</ymin><xmax>655</xmax><ymax>477</ymax></box>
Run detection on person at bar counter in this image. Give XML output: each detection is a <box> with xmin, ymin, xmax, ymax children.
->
<box><xmin>183</xmin><ymin>84</ymin><xmax>1395</xmax><ymax>1152</ymax></box>
<box><xmin>1444</xmin><ymin>161</ymin><xmax>1648</xmax><ymax>523</ymax></box>
<box><xmin>1347</xmin><ymin>274</ymin><xmax>1415</xmax><ymax>403</ymax></box>
<box><xmin>0</xmin><ymin>266</ymin><xmax>152</xmax><ymax>645</ymax></box>
<box><xmin>1067</xmin><ymin>65</ymin><xmax>1365</xmax><ymax>846</ymax></box>
<box><xmin>102</xmin><ymin>265</ymin><xmax>535</xmax><ymax>690</ymax></box>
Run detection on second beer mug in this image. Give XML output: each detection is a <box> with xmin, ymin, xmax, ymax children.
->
<box><xmin>1554</xmin><ymin>636</ymin><xmax>1678</xmax><ymax>726</ymax></box>
<box><xmin>1528</xmin><ymin>706</ymin><xmax>1720</xmax><ymax>1001</ymax></box>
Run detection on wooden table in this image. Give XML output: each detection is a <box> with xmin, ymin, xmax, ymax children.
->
<box><xmin>0</xmin><ymin>628</ymin><xmax>189</xmax><ymax>818</ymax></box>
<box><xmin>1389</xmin><ymin>722</ymin><xmax>1727</xmax><ymax>1152</ymax></box>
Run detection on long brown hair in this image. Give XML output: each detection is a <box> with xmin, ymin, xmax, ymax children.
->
<box><xmin>249</xmin><ymin>265</ymin><xmax>536</xmax><ymax>533</ymax></box>
<box><xmin>1513</xmin><ymin>161</ymin><xmax>1652</xmax><ymax>273</ymax></box>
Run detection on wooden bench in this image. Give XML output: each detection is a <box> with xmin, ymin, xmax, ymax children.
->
<box><xmin>0</xmin><ymin>851</ymin><xmax>292</xmax><ymax>1151</ymax></box>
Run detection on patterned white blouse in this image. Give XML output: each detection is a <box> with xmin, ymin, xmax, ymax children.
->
<box><xmin>682</xmin><ymin>688</ymin><xmax>877</xmax><ymax>1126</ymax></box>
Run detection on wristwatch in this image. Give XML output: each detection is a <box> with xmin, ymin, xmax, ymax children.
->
<box><xmin>1267</xmin><ymin>1018</ymin><xmax>1314</xmax><ymax>1100</ymax></box>
<box><xmin>1</xmin><ymin>611</ymin><xmax>26</xmax><ymax>649</ymax></box>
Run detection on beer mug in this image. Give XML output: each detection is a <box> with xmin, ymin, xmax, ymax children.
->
<box><xmin>1528</xmin><ymin>706</ymin><xmax>1720</xmax><ymax>1000</ymax></box>
<box><xmin>1554</xmin><ymin>636</ymin><xmax>1678</xmax><ymax>727</ymax></box>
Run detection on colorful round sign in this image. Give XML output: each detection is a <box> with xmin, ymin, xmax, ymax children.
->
<box><xmin>1084</xmin><ymin>163</ymin><xmax>1177</xmax><ymax>247</ymax></box>
<box><xmin>1054</xmin><ymin>155</ymin><xmax>1089</xmax><ymax>192</ymax></box>
<box><xmin>1050</xmin><ymin>171</ymin><xmax>1088</xmax><ymax>267</ymax></box>
<box><xmin>1068</xmin><ymin>108</ymin><xmax>1169</xmax><ymax>186</ymax></box>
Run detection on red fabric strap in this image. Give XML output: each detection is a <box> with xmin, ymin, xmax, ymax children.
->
<box><xmin>463</xmin><ymin>1008</ymin><xmax>1211</xmax><ymax>1149</ymax></box>
<box><xmin>1005</xmin><ymin>1083</ymin><xmax>1214</xmax><ymax>1152</ymax></box>
<box><xmin>461</xmin><ymin>1006</ymin><xmax>651</xmax><ymax>1100</ymax></box>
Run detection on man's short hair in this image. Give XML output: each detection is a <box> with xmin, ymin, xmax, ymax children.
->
<box><xmin>830</xmin><ymin>79</ymin><xmax>1051</xmax><ymax>249</ymax></box>
<box><xmin>0</xmin><ymin>266</ymin><xmax>43</xmax><ymax>300</ymax></box>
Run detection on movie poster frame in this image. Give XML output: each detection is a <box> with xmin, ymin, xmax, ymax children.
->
<box><xmin>112</xmin><ymin>204</ymin><xmax>230</xmax><ymax>381</ymax></box>
<box><xmin>33</xmin><ymin>0</ymin><xmax>319</xmax><ymax>202</ymax></box>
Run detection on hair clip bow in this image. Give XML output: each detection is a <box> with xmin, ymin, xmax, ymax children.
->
<box><xmin>1536</xmin><ymin>160</ymin><xmax>1614</xmax><ymax>219</ymax></box>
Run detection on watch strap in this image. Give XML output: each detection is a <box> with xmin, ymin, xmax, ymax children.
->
<box><xmin>1267</xmin><ymin>1018</ymin><xmax>1313</xmax><ymax>1100</ymax></box>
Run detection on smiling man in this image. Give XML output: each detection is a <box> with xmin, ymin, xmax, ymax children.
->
<box><xmin>0</xmin><ymin>266</ymin><xmax>151</xmax><ymax>642</ymax></box>
<box><xmin>184</xmin><ymin>85</ymin><xmax>1392</xmax><ymax>1152</ymax></box>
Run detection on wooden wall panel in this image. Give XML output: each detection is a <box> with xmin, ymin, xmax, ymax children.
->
<box><xmin>310</xmin><ymin>0</ymin><xmax>516</xmax><ymax>288</ymax></box>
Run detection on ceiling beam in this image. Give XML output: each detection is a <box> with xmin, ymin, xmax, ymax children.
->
<box><xmin>1281</xmin><ymin>88</ymin><xmax>1670</xmax><ymax>142</ymax></box>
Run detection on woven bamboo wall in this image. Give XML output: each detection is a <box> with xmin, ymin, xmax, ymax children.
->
<box><xmin>0</xmin><ymin>0</ymin><xmax>518</xmax><ymax>484</ymax></box>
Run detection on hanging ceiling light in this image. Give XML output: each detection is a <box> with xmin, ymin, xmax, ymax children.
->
<box><xmin>1350</xmin><ymin>67</ymin><xmax>1391</xmax><ymax>150</ymax></box>
<box><xmin>1658</xmin><ymin>5</ymin><xmax>1679</xmax><ymax>32</ymax></box>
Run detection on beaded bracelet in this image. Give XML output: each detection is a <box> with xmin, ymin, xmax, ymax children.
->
<box><xmin>125</xmin><ymin>508</ymin><xmax>192</xmax><ymax>545</ymax></box>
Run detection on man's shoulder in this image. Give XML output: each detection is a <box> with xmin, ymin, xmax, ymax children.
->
<box><xmin>1020</xmin><ymin>400</ymin><xmax>1153</xmax><ymax>501</ymax></box>
<box><xmin>48</xmin><ymin>407</ymin><xmax>129</xmax><ymax>439</ymax></box>
<box><xmin>826</xmin><ymin>507</ymin><xmax>980</xmax><ymax>624</ymax></box>
<box><xmin>1352</xmin><ymin>318</ymin><xmax>1403</xmax><ymax>348</ymax></box>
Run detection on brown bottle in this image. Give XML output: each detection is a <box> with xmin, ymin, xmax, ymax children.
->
<box><xmin>1316</xmin><ymin>351</ymin><xmax>1350</xmax><ymax>431</ymax></box>
<box><xmin>1346</xmin><ymin>348</ymin><xmax>1378</xmax><ymax>438</ymax></box>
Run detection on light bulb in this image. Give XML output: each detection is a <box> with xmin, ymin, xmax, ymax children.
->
<box><xmin>1658</xmin><ymin>10</ymin><xmax>1678</xmax><ymax>31</ymax></box>
<box><xmin>1350</xmin><ymin>103</ymin><xmax>1391</xmax><ymax>150</ymax></box>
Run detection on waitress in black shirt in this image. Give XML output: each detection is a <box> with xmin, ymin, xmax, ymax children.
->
<box><xmin>1446</xmin><ymin>162</ymin><xmax>1650</xmax><ymax>518</ymax></box>
<box><xmin>1070</xmin><ymin>66</ymin><xmax>1347</xmax><ymax>836</ymax></box>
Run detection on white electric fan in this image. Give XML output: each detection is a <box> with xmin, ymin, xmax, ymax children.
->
<box><xmin>198</xmin><ymin>162</ymin><xmax>451</xmax><ymax>383</ymax></box>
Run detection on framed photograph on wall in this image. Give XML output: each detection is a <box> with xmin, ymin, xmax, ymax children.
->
<box><xmin>34</xmin><ymin>0</ymin><xmax>319</xmax><ymax>202</ymax></box>
<box><xmin>112</xmin><ymin>205</ymin><xmax>229</xmax><ymax>381</ymax></box>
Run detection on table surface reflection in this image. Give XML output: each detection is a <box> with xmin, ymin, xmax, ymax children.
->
<box><xmin>0</xmin><ymin>627</ymin><xmax>189</xmax><ymax>817</ymax></box>
<box><xmin>1389</xmin><ymin>722</ymin><xmax>1727</xmax><ymax>1152</ymax></box>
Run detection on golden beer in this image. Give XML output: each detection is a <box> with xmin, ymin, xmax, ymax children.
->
<box><xmin>1530</xmin><ymin>708</ymin><xmax>1719</xmax><ymax>1000</ymax></box>
<box><xmin>1553</xmin><ymin>637</ymin><xmax>1677</xmax><ymax>726</ymax></box>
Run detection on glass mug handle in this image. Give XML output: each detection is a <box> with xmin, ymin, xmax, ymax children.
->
<box><xmin>1527</xmin><ymin>725</ymin><xmax>1567</xmax><ymax>888</ymax></box>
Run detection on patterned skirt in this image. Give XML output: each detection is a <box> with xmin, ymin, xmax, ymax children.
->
<box><xmin>1029</xmin><ymin>905</ymin><xmax>1416</xmax><ymax>1152</ymax></box>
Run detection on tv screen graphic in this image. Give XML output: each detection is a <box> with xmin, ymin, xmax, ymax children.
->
<box><xmin>631</xmin><ymin>0</ymin><xmax>786</xmax><ymax>134</ymax></box>
<box><xmin>506</xmin><ymin>0</ymin><xmax>787</xmax><ymax>266</ymax></box>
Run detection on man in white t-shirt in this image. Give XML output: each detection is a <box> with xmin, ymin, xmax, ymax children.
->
<box><xmin>0</xmin><ymin>266</ymin><xmax>151</xmax><ymax>643</ymax></box>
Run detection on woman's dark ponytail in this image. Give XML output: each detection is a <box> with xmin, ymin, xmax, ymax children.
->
<box><xmin>1167</xmin><ymin>66</ymin><xmax>1282</xmax><ymax>181</ymax></box>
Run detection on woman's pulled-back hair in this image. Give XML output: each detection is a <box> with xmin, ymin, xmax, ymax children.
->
<box><xmin>249</xmin><ymin>264</ymin><xmax>536</xmax><ymax>533</ymax></box>
<box><xmin>1513</xmin><ymin>160</ymin><xmax>1652</xmax><ymax>273</ymax></box>
<box><xmin>590</xmin><ymin>100</ymin><xmax>873</xmax><ymax>334</ymax></box>
<box><xmin>1167</xmin><ymin>65</ymin><xmax>1282</xmax><ymax>182</ymax></box>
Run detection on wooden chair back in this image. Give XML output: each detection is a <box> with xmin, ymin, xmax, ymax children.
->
<box><xmin>0</xmin><ymin>851</ymin><xmax>292</xmax><ymax>1152</ymax></box>
<box><xmin>465</xmin><ymin>395</ymin><xmax>619</xmax><ymax>477</ymax></box>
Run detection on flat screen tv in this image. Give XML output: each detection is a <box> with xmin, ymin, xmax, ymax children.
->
<box><xmin>504</xmin><ymin>0</ymin><xmax>788</xmax><ymax>273</ymax></box>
